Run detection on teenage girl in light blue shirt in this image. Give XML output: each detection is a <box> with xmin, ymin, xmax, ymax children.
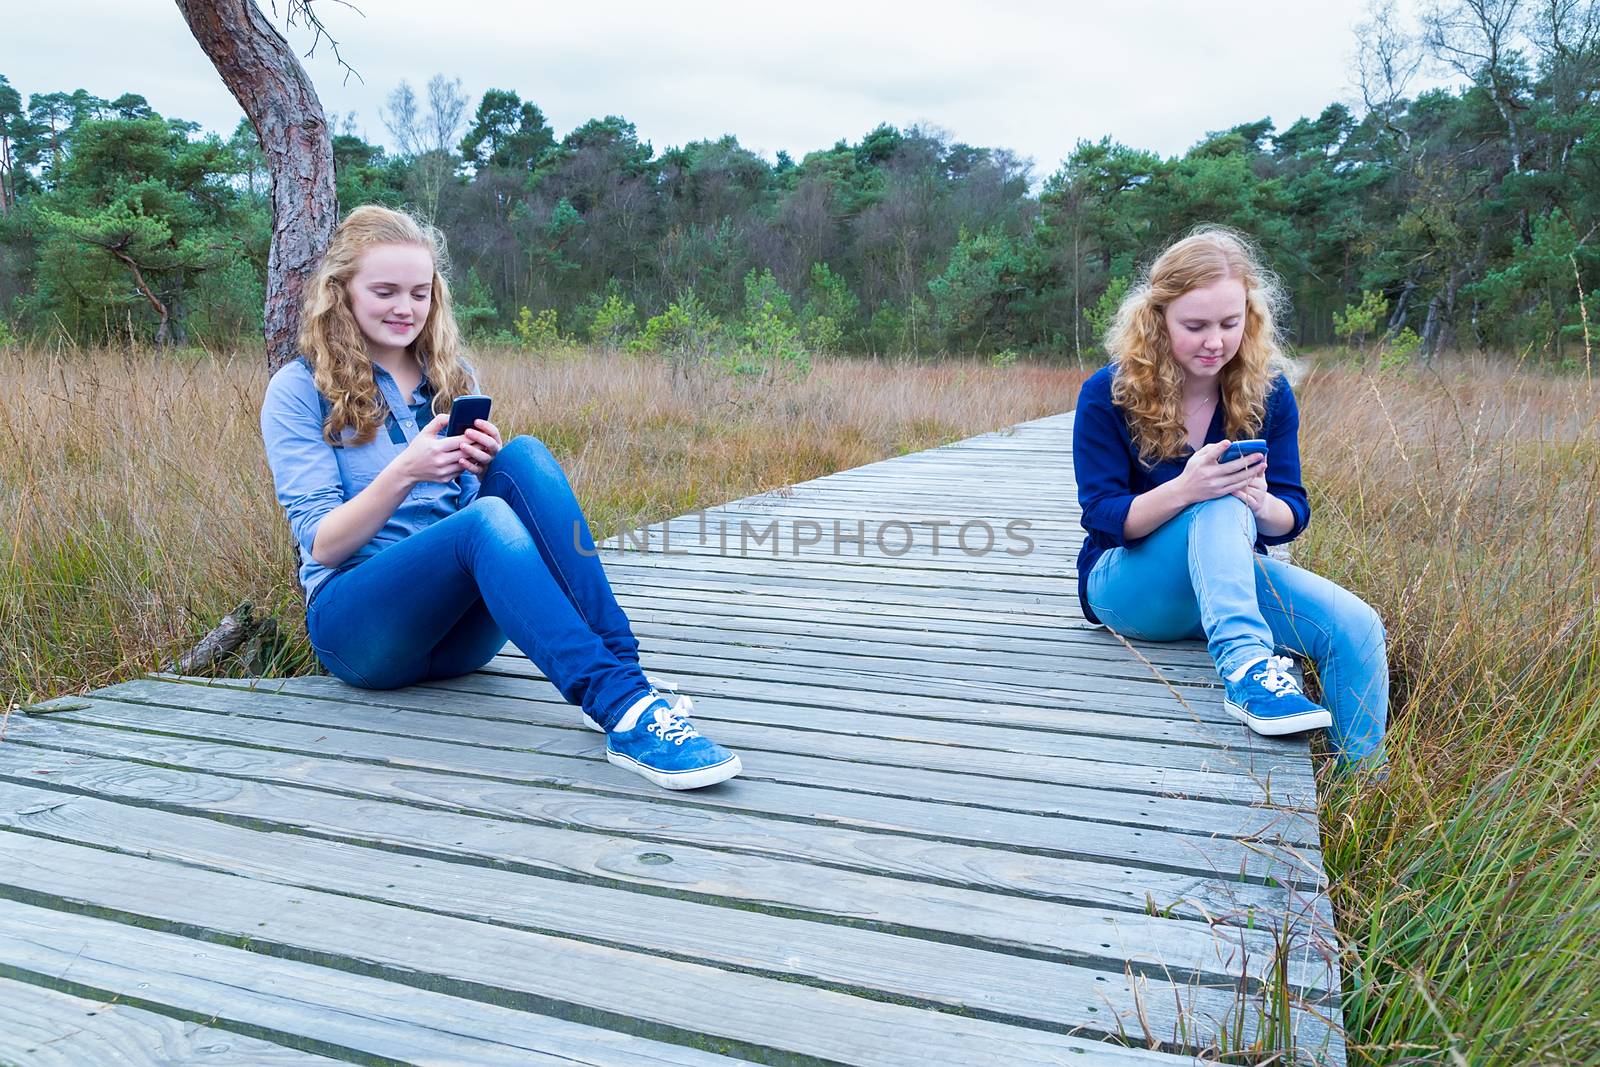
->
<box><xmin>260</xmin><ymin>205</ymin><xmax>741</xmax><ymax>790</ymax></box>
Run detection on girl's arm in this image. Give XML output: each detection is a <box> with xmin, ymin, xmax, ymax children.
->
<box><xmin>1074</xmin><ymin>371</ymin><xmax>1261</xmax><ymax>543</ymax></box>
<box><xmin>261</xmin><ymin>363</ymin><xmax>472</xmax><ymax>571</ymax></box>
<box><xmin>309</xmin><ymin>413</ymin><xmax>466</xmax><ymax>567</ymax></box>
<box><xmin>1123</xmin><ymin>441</ymin><xmax>1265</xmax><ymax>540</ymax></box>
<box><xmin>1254</xmin><ymin>377</ymin><xmax>1311</xmax><ymax>543</ymax></box>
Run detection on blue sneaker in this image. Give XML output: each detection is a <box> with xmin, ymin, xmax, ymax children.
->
<box><xmin>605</xmin><ymin>695</ymin><xmax>742</xmax><ymax>790</ymax></box>
<box><xmin>581</xmin><ymin>674</ymin><xmax>680</xmax><ymax>733</ymax></box>
<box><xmin>1223</xmin><ymin>655</ymin><xmax>1332</xmax><ymax>736</ymax></box>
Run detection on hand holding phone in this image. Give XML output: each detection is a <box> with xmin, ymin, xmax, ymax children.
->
<box><xmin>444</xmin><ymin>394</ymin><xmax>492</xmax><ymax>439</ymax></box>
<box><xmin>1219</xmin><ymin>439</ymin><xmax>1268</xmax><ymax>464</ymax></box>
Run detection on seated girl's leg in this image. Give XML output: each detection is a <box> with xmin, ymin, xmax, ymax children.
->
<box><xmin>1088</xmin><ymin>497</ymin><xmax>1276</xmax><ymax>679</ymax></box>
<box><xmin>478</xmin><ymin>437</ymin><xmax>641</xmax><ymax>667</ymax></box>
<box><xmin>420</xmin><ymin>599</ymin><xmax>508</xmax><ymax>682</ymax></box>
<box><xmin>1252</xmin><ymin>556</ymin><xmax>1389</xmax><ymax>766</ymax></box>
<box><xmin>1085</xmin><ymin>516</ymin><xmax>1204</xmax><ymax>640</ymax></box>
<box><xmin>306</xmin><ymin>496</ymin><xmax>650</xmax><ymax>728</ymax></box>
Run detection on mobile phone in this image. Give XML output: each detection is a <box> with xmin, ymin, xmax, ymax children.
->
<box><xmin>1219</xmin><ymin>439</ymin><xmax>1268</xmax><ymax>464</ymax></box>
<box><xmin>443</xmin><ymin>394</ymin><xmax>491</xmax><ymax>438</ymax></box>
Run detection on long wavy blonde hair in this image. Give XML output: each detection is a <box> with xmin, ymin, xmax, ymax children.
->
<box><xmin>1105</xmin><ymin>226</ymin><xmax>1292</xmax><ymax>466</ymax></box>
<box><xmin>299</xmin><ymin>205</ymin><xmax>476</xmax><ymax>445</ymax></box>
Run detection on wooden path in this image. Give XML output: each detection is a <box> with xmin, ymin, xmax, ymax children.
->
<box><xmin>1</xmin><ymin>412</ymin><xmax>1344</xmax><ymax>1065</ymax></box>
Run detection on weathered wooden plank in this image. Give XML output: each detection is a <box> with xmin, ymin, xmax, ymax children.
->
<box><xmin>0</xmin><ymin>976</ymin><xmax>346</xmax><ymax>1067</ymax></box>
<box><xmin>399</xmin><ymin>670</ymin><xmax>1272</xmax><ymax>756</ymax></box>
<box><xmin>615</xmin><ymin>575</ymin><xmax>1100</xmax><ymax>624</ymax></box>
<box><xmin>157</xmin><ymin>667</ymin><xmax>1289</xmax><ymax>785</ymax></box>
<box><xmin>519</xmin><ymin>637</ymin><xmax>1228</xmax><ymax>709</ymax></box>
<box><xmin>0</xmin><ymin>833</ymin><xmax>1207</xmax><ymax>1066</ymax></box>
<box><xmin>80</xmin><ymin>680</ymin><xmax>1312</xmax><ymax>810</ymax></box>
<box><xmin>683</xmin><ymin>505</ymin><xmax>1079</xmax><ymax>528</ymax></box>
<box><xmin>597</xmin><ymin>549</ymin><xmax>1087</xmax><ymax>593</ymax></box>
<box><xmin>0</xmin><ymin>902</ymin><xmax>747</xmax><ymax>1066</ymax></box>
<box><xmin>615</xmin><ymin>612</ymin><xmax>1255</xmax><ymax>699</ymax></box>
<box><xmin>0</xmin><ymin>758</ymin><xmax>1328</xmax><ymax>991</ymax></box>
<box><xmin>150</xmin><ymin>670</ymin><xmax>1309</xmax><ymax>795</ymax></box>
<box><xmin>600</xmin><ymin>545</ymin><xmax>1086</xmax><ymax>584</ymax></box>
<box><xmin>625</xmin><ymin>621</ymin><xmax>1225</xmax><ymax>688</ymax></box>
<box><xmin>426</xmin><ymin>666</ymin><xmax>1304</xmax><ymax>790</ymax></box>
<box><xmin>483</xmin><ymin>646</ymin><xmax>1245</xmax><ymax>726</ymax></box>
<box><xmin>4</xmin><ymin>716</ymin><xmax>1315</xmax><ymax>915</ymax></box>
<box><xmin>0</xmin><ymin>779</ymin><xmax>1335</xmax><ymax>1034</ymax></box>
<box><xmin>28</xmin><ymin>692</ymin><xmax>1315</xmax><ymax>851</ymax></box>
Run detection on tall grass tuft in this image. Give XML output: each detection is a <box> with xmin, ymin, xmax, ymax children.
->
<box><xmin>1297</xmin><ymin>358</ymin><xmax>1600</xmax><ymax>1065</ymax></box>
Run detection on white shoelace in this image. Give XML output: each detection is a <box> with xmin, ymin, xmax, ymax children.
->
<box><xmin>646</xmin><ymin>674</ymin><xmax>696</xmax><ymax>716</ymax></box>
<box><xmin>646</xmin><ymin>704</ymin><xmax>702</xmax><ymax>745</ymax></box>
<box><xmin>1250</xmin><ymin>655</ymin><xmax>1303</xmax><ymax>697</ymax></box>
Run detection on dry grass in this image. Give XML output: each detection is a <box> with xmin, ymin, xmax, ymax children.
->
<box><xmin>0</xmin><ymin>344</ymin><xmax>1077</xmax><ymax>708</ymax></box>
<box><xmin>1293</xmin><ymin>356</ymin><xmax>1600</xmax><ymax>1065</ymax></box>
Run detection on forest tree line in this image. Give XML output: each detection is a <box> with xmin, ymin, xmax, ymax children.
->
<box><xmin>3</xmin><ymin>1</ymin><xmax>1600</xmax><ymax>364</ymax></box>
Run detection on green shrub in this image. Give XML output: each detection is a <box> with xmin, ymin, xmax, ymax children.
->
<box><xmin>800</xmin><ymin>262</ymin><xmax>859</xmax><ymax>354</ymax></box>
<box><xmin>1379</xmin><ymin>326</ymin><xmax>1422</xmax><ymax>370</ymax></box>
<box><xmin>1334</xmin><ymin>290</ymin><xmax>1390</xmax><ymax>354</ymax></box>
<box><xmin>587</xmin><ymin>292</ymin><xmax>637</xmax><ymax>354</ymax></box>
<box><xmin>631</xmin><ymin>291</ymin><xmax>722</xmax><ymax>374</ymax></box>
<box><xmin>453</xmin><ymin>268</ymin><xmax>501</xmax><ymax>341</ymax></box>
<box><xmin>737</xmin><ymin>268</ymin><xmax>810</xmax><ymax>379</ymax></box>
<box><xmin>1085</xmin><ymin>276</ymin><xmax>1131</xmax><ymax>355</ymax></box>
<box><xmin>513</xmin><ymin>306</ymin><xmax>565</xmax><ymax>353</ymax></box>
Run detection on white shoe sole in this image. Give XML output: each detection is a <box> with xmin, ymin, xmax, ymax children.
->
<box><xmin>606</xmin><ymin>750</ymin><xmax>742</xmax><ymax>790</ymax></box>
<box><xmin>1224</xmin><ymin>700</ymin><xmax>1332</xmax><ymax>737</ymax></box>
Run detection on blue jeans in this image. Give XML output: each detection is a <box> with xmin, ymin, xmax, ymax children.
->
<box><xmin>1086</xmin><ymin>496</ymin><xmax>1388</xmax><ymax>765</ymax></box>
<box><xmin>306</xmin><ymin>436</ymin><xmax>649</xmax><ymax>730</ymax></box>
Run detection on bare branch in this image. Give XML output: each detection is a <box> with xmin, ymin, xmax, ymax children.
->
<box><xmin>380</xmin><ymin>79</ymin><xmax>423</xmax><ymax>156</ymax></box>
<box><xmin>424</xmin><ymin>73</ymin><xmax>468</xmax><ymax>155</ymax></box>
<box><xmin>1356</xmin><ymin>0</ymin><xmax>1425</xmax><ymax>148</ymax></box>
<box><xmin>269</xmin><ymin>0</ymin><xmax>364</xmax><ymax>84</ymax></box>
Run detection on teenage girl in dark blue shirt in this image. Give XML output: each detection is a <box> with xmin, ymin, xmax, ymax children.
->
<box><xmin>1072</xmin><ymin>228</ymin><xmax>1387</xmax><ymax>769</ymax></box>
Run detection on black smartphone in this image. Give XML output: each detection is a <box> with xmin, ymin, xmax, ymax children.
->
<box><xmin>1219</xmin><ymin>439</ymin><xmax>1268</xmax><ymax>464</ymax></box>
<box><xmin>443</xmin><ymin>394</ymin><xmax>491</xmax><ymax>438</ymax></box>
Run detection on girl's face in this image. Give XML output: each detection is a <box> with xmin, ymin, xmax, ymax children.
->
<box><xmin>346</xmin><ymin>242</ymin><xmax>435</xmax><ymax>359</ymax></box>
<box><xmin>1163</xmin><ymin>277</ymin><xmax>1247</xmax><ymax>385</ymax></box>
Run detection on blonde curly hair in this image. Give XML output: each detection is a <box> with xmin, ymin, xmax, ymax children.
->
<box><xmin>1105</xmin><ymin>226</ymin><xmax>1293</xmax><ymax>466</ymax></box>
<box><xmin>298</xmin><ymin>205</ymin><xmax>476</xmax><ymax>446</ymax></box>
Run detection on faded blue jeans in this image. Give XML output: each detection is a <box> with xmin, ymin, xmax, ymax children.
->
<box><xmin>306</xmin><ymin>436</ymin><xmax>649</xmax><ymax>730</ymax></box>
<box><xmin>1086</xmin><ymin>496</ymin><xmax>1388</xmax><ymax>766</ymax></box>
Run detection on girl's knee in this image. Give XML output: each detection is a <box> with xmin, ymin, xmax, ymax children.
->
<box><xmin>497</xmin><ymin>435</ymin><xmax>558</xmax><ymax>473</ymax></box>
<box><xmin>1186</xmin><ymin>495</ymin><xmax>1256</xmax><ymax>538</ymax></box>
<box><xmin>1333</xmin><ymin>588</ymin><xmax>1387</xmax><ymax>654</ymax></box>
<box><xmin>465</xmin><ymin>495</ymin><xmax>527</xmax><ymax>541</ymax></box>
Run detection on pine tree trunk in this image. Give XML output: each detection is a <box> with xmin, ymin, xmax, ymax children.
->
<box><xmin>174</xmin><ymin>0</ymin><xmax>336</xmax><ymax>374</ymax></box>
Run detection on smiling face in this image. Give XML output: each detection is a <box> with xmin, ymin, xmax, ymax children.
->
<box><xmin>345</xmin><ymin>242</ymin><xmax>435</xmax><ymax>360</ymax></box>
<box><xmin>1162</xmin><ymin>277</ymin><xmax>1247</xmax><ymax>386</ymax></box>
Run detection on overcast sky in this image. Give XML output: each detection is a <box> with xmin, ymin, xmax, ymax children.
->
<box><xmin>8</xmin><ymin>1</ymin><xmax>1451</xmax><ymax>178</ymax></box>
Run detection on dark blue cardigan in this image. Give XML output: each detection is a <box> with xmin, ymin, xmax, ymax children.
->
<box><xmin>1071</xmin><ymin>364</ymin><xmax>1311</xmax><ymax>623</ymax></box>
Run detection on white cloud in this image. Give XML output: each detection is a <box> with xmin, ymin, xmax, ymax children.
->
<box><xmin>8</xmin><ymin>0</ymin><xmax>1451</xmax><ymax>174</ymax></box>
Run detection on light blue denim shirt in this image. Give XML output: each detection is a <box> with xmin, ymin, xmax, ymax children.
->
<box><xmin>260</xmin><ymin>357</ymin><xmax>481</xmax><ymax>603</ymax></box>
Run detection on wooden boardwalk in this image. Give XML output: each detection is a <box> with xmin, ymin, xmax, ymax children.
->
<box><xmin>1</xmin><ymin>412</ymin><xmax>1345</xmax><ymax>1065</ymax></box>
